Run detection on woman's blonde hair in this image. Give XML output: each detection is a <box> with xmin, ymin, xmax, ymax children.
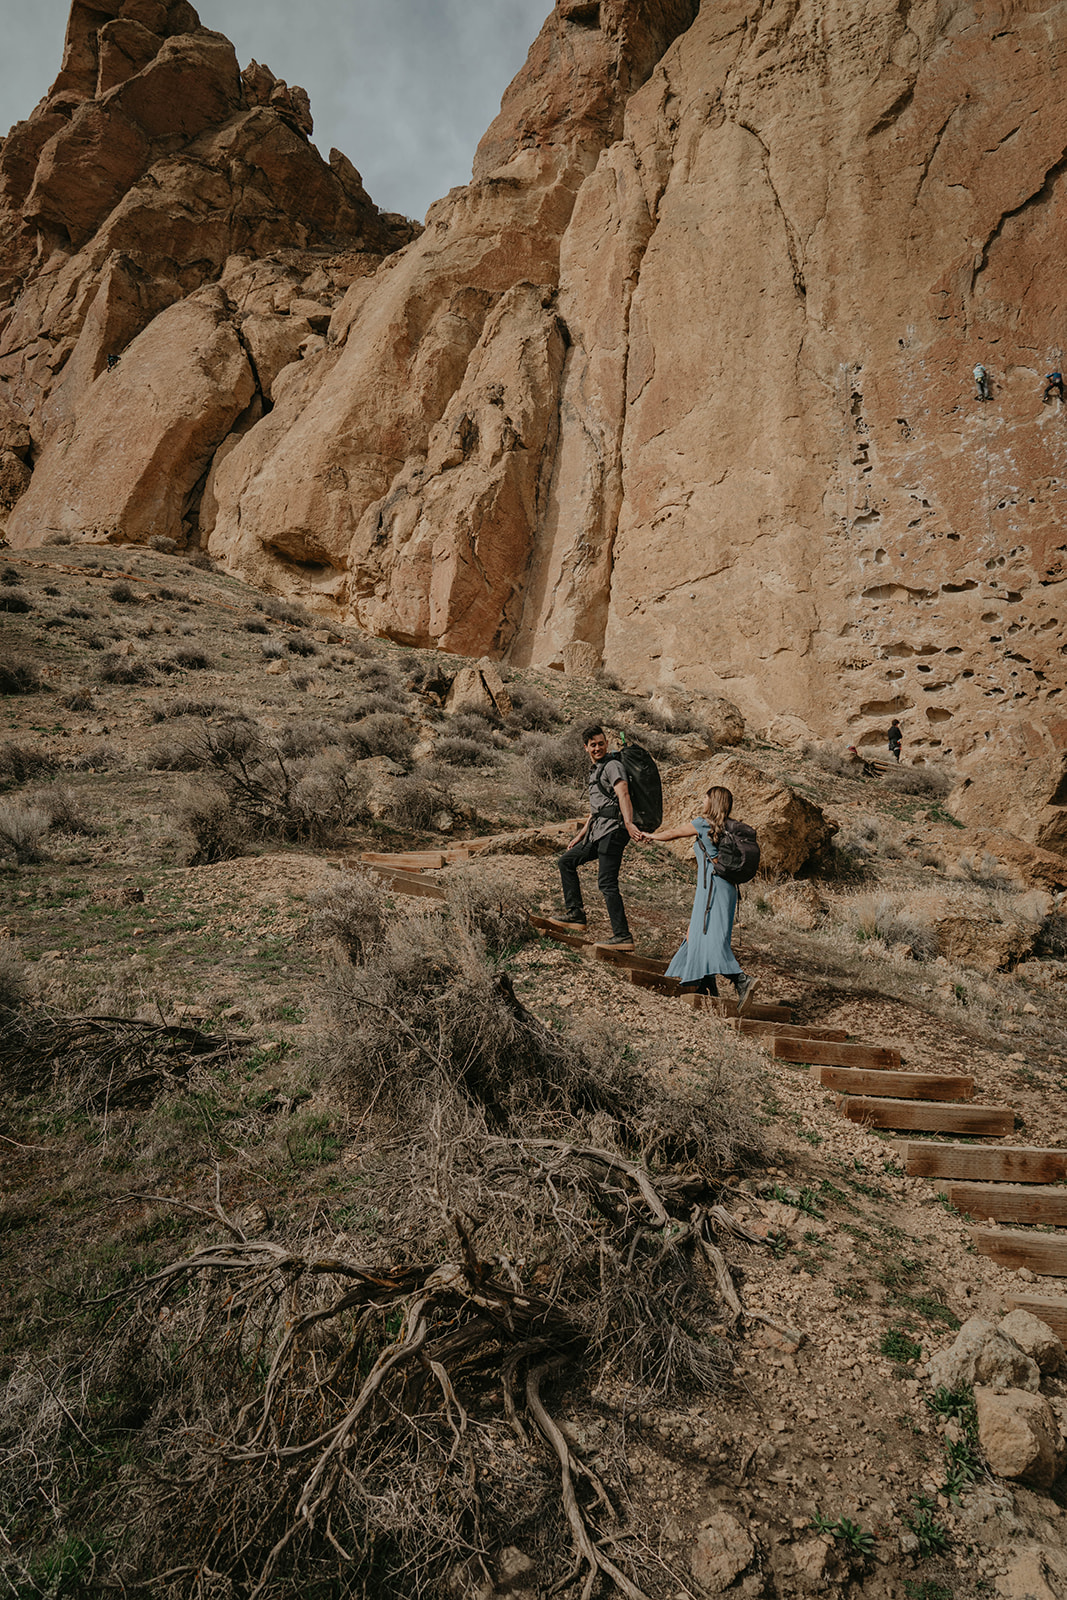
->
<box><xmin>701</xmin><ymin>786</ymin><xmax>733</xmax><ymax>845</ymax></box>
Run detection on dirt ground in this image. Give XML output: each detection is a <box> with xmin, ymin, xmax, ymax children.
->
<box><xmin>1</xmin><ymin>543</ymin><xmax>1065</xmax><ymax>1600</ymax></box>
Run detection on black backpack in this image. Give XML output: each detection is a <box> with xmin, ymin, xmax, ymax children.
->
<box><xmin>706</xmin><ymin>819</ymin><xmax>761</xmax><ymax>886</ymax></box>
<box><xmin>595</xmin><ymin>744</ymin><xmax>663</xmax><ymax>833</ymax></box>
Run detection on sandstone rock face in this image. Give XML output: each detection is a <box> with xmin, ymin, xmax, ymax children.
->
<box><xmin>663</xmin><ymin>755</ymin><xmax>834</xmax><ymax>876</ymax></box>
<box><xmin>925</xmin><ymin>1318</ymin><xmax>1041</xmax><ymax>1395</ymax></box>
<box><xmin>4</xmin><ymin>0</ymin><xmax>1067</xmax><ymax>838</ymax></box>
<box><xmin>974</xmin><ymin>1385</ymin><xmax>1067</xmax><ymax>1488</ymax></box>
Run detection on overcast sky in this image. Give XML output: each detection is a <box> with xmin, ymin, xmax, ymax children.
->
<box><xmin>1</xmin><ymin>0</ymin><xmax>550</xmax><ymax>220</ymax></box>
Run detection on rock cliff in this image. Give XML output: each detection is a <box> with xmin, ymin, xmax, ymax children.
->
<box><xmin>3</xmin><ymin>0</ymin><xmax>1066</xmax><ymax>851</ymax></box>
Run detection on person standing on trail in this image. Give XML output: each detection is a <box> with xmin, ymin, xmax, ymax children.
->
<box><xmin>635</xmin><ymin>786</ymin><xmax>759</xmax><ymax>1014</ymax></box>
<box><xmin>888</xmin><ymin>719</ymin><xmax>903</xmax><ymax>762</ymax></box>
<box><xmin>974</xmin><ymin>363</ymin><xmax>991</xmax><ymax>402</ymax></box>
<box><xmin>1043</xmin><ymin>370</ymin><xmax>1064</xmax><ymax>403</ymax></box>
<box><xmin>551</xmin><ymin>726</ymin><xmax>639</xmax><ymax>950</ymax></box>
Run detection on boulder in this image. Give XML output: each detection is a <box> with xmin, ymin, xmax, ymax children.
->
<box><xmin>647</xmin><ymin>688</ymin><xmax>746</xmax><ymax>747</ymax></box>
<box><xmin>998</xmin><ymin>1310</ymin><xmax>1064</xmax><ymax>1376</ymax></box>
<box><xmin>561</xmin><ymin>640</ymin><xmax>601</xmax><ymax>680</ymax></box>
<box><xmin>690</xmin><ymin>1510</ymin><xmax>756</xmax><ymax>1591</ymax></box>
<box><xmin>931</xmin><ymin>907</ymin><xmax>1042</xmax><ymax>974</ymax></box>
<box><xmin>444</xmin><ymin>663</ymin><xmax>512</xmax><ymax>720</ymax></box>
<box><xmin>925</xmin><ymin>1318</ymin><xmax>1040</xmax><ymax>1395</ymax></box>
<box><xmin>662</xmin><ymin>756</ymin><xmax>834</xmax><ymax>876</ymax></box>
<box><xmin>974</xmin><ymin>1386</ymin><xmax>1067</xmax><ymax>1488</ymax></box>
<box><xmin>764</xmin><ymin>879</ymin><xmax>826</xmax><ymax>929</ymax></box>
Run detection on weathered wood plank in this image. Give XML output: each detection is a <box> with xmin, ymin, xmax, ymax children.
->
<box><xmin>896</xmin><ymin>1142</ymin><xmax>1067</xmax><ymax>1184</ymax></box>
<box><xmin>723</xmin><ymin>999</ymin><xmax>793</xmax><ymax>1023</ymax></box>
<box><xmin>1003</xmin><ymin>1293</ymin><xmax>1067</xmax><ymax>1343</ymax></box>
<box><xmin>971</xmin><ymin>1228</ymin><xmax>1067</xmax><ymax>1277</ymax></box>
<box><xmin>947</xmin><ymin>1184</ymin><xmax>1067</xmax><ymax>1227</ymax></box>
<box><xmin>591</xmin><ymin>946</ymin><xmax>669</xmax><ymax>974</ymax></box>
<box><xmin>730</xmin><ymin>1020</ymin><xmax>849</xmax><ymax>1042</ymax></box>
<box><xmin>365</xmin><ymin>867</ymin><xmax>446</xmax><ymax>901</ymax></box>
<box><xmin>774</xmin><ymin>1037</ymin><xmax>902</xmax><ymax>1071</ymax></box>
<box><xmin>838</xmin><ymin>1099</ymin><xmax>1014</xmax><ymax>1136</ymax></box>
<box><xmin>359</xmin><ymin>851</ymin><xmax>445</xmax><ymax>870</ymax></box>
<box><xmin>628</xmin><ymin>968</ymin><xmax>681</xmax><ymax>995</ymax></box>
<box><xmin>817</xmin><ymin>1067</ymin><xmax>974</xmax><ymax>1101</ymax></box>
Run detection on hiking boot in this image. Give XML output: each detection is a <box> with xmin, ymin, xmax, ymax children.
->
<box><xmin>735</xmin><ymin>974</ymin><xmax>759</xmax><ymax>1016</ymax></box>
<box><xmin>547</xmin><ymin>911</ymin><xmax>588</xmax><ymax>931</ymax></box>
<box><xmin>595</xmin><ymin>932</ymin><xmax>635</xmax><ymax>951</ymax></box>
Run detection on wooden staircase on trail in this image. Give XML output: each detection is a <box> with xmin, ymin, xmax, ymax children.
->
<box><xmin>353</xmin><ymin>854</ymin><xmax>1067</xmax><ymax>1342</ymax></box>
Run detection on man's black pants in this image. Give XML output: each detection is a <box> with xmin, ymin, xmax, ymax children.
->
<box><xmin>557</xmin><ymin>829</ymin><xmax>630</xmax><ymax>938</ymax></box>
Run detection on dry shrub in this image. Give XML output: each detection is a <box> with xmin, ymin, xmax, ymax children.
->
<box><xmin>0</xmin><ymin>591</ymin><xmax>31</xmax><ymax>614</ymax></box>
<box><xmin>40</xmin><ymin>785</ymin><xmax>96</xmax><ymax>836</ymax></box>
<box><xmin>0</xmin><ymin>800</ymin><xmax>51</xmax><ymax>864</ymax></box>
<box><xmin>171</xmin><ymin>723</ymin><xmax>368</xmax><ymax>856</ymax></box>
<box><xmin>447</xmin><ymin>710</ymin><xmax>500</xmax><ymax>744</ymax></box>
<box><xmin>241</xmin><ymin>616</ymin><xmax>270</xmax><ymax>634</ymax></box>
<box><xmin>277</xmin><ymin>719</ymin><xmax>346</xmax><ymax>758</ymax></box>
<box><xmin>161</xmin><ymin>646</ymin><xmax>213</xmax><ymax>672</ymax></box>
<box><xmin>433</xmin><ymin>735</ymin><xmax>495</xmax><ymax>768</ymax></box>
<box><xmin>505</xmin><ymin>683</ymin><xmax>561</xmax><ymax>731</ymax></box>
<box><xmin>844</xmin><ymin>892</ymin><xmax>940</xmax><ymax>958</ymax></box>
<box><xmin>286</xmin><ymin>634</ymin><xmax>319</xmax><ymax>657</ymax></box>
<box><xmin>445</xmin><ymin>866</ymin><xmax>535</xmax><ymax>957</ymax></box>
<box><xmin>108</xmin><ymin>580</ymin><xmax>137</xmax><ymax>604</ymax></box>
<box><xmin>307</xmin><ymin>869</ymin><xmax>386</xmax><ymax>963</ymax></box>
<box><xmin>344</xmin><ymin>690</ymin><xmax>410</xmax><ymax>719</ymax></box>
<box><xmin>60</xmin><ymin>686</ymin><xmax>94</xmax><ymax>711</ymax></box>
<box><xmin>0</xmin><ymin>943</ymin><xmax>28</xmax><ymax>1015</ymax></box>
<box><xmin>263</xmin><ymin>596</ymin><xmax>314</xmax><ymax>628</ymax></box>
<box><xmin>148</xmin><ymin>534</ymin><xmax>178</xmax><ymax>553</ymax></box>
<box><xmin>347</xmin><ymin>712</ymin><xmax>416</xmax><ymax>764</ymax></box>
<box><xmin>383</xmin><ymin>774</ymin><xmax>446</xmax><ymax>829</ymax></box>
<box><xmin>0</xmin><ymin>742</ymin><xmax>55</xmax><ymax>787</ymax></box>
<box><xmin>259</xmin><ymin>638</ymin><xmax>287</xmax><ymax>661</ymax></box>
<box><xmin>0</xmin><ymin>903</ymin><xmax>760</xmax><ymax>1600</ymax></box>
<box><xmin>1035</xmin><ymin>908</ymin><xmax>1067</xmax><ymax>961</ymax></box>
<box><xmin>97</xmin><ymin>653</ymin><xmax>156</xmax><ymax>685</ymax></box>
<box><xmin>0</xmin><ymin>658</ymin><xmax>42</xmax><ymax>694</ymax></box>
<box><xmin>880</xmin><ymin>764</ymin><xmax>952</xmax><ymax>799</ymax></box>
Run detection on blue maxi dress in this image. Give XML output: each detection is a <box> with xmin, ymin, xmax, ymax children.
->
<box><xmin>665</xmin><ymin>819</ymin><xmax>743</xmax><ymax>985</ymax></box>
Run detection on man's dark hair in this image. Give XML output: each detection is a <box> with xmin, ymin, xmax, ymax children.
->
<box><xmin>581</xmin><ymin>725</ymin><xmax>605</xmax><ymax>744</ymax></box>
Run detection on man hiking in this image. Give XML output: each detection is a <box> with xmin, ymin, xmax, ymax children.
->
<box><xmin>974</xmin><ymin>363</ymin><xmax>991</xmax><ymax>402</ymax></box>
<box><xmin>888</xmin><ymin>719</ymin><xmax>902</xmax><ymax>762</ymax></box>
<box><xmin>551</xmin><ymin>726</ymin><xmax>639</xmax><ymax>950</ymax></box>
<box><xmin>1043</xmin><ymin>371</ymin><xmax>1064</xmax><ymax>403</ymax></box>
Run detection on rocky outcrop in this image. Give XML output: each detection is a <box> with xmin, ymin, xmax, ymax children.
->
<box><xmin>662</xmin><ymin>754</ymin><xmax>834</xmax><ymax>876</ymax></box>
<box><xmin>0</xmin><ymin>0</ymin><xmax>415</xmax><ymax>547</ymax></box>
<box><xmin>3</xmin><ymin>0</ymin><xmax>1067</xmax><ymax>829</ymax></box>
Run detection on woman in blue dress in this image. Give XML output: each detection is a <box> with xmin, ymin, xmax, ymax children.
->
<box><xmin>639</xmin><ymin>786</ymin><xmax>759</xmax><ymax>1013</ymax></box>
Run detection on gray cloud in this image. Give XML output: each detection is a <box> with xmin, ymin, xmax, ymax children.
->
<box><xmin>1</xmin><ymin>0</ymin><xmax>550</xmax><ymax>220</ymax></box>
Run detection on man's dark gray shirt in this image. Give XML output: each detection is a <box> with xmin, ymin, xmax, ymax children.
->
<box><xmin>587</xmin><ymin>755</ymin><xmax>627</xmax><ymax>841</ymax></box>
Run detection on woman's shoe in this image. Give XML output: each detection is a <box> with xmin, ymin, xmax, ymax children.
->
<box><xmin>735</xmin><ymin>974</ymin><xmax>759</xmax><ymax>1016</ymax></box>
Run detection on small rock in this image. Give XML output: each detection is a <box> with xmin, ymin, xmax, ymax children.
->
<box><xmin>690</xmin><ymin>1512</ymin><xmax>756</xmax><ymax>1590</ymax></box>
<box><xmin>974</xmin><ymin>1385</ymin><xmax>1067</xmax><ymax>1488</ymax></box>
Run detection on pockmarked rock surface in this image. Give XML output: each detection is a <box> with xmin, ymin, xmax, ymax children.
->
<box><xmin>3</xmin><ymin>0</ymin><xmax>1067</xmax><ymax>835</ymax></box>
<box><xmin>663</xmin><ymin>755</ymin><xmax>834</xmax><ymax>876</ymax></box>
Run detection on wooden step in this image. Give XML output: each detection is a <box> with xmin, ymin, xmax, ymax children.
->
<box><xmin>971</xmin><ymin>1228</ymin><xmax>1067</xmax><ymax>1278</ymax></box>
<box><xmin>838</xmin><ymin>1098</ymin><xmax>1014</xmax><ymax>1136</ymax></box>
<box><xmin>816</xmin><ymin>1067</ymin><xmax>974</xmax><ymax>1101</ymax></box>
<box><xmin>1003</xmin><ymin>1293</ymin><xmax>1067</xmax><ymax>1343</ymax></box>
<box><xmin>730</xmin><ymin>1020</ymin><xmax>849</xmax><ymax>1043</ymax></box>
<box><xmin>896</xmin><ymin>1142</ymin><xmax>1067</xmax><ymax>1185</ymax></box>
<box><xmin>365</xmin><ymin>866</ymin><xmax>446</xmax><ymax>901</ymax></box>
<box><xmin>592</xmin><ymin>946</ymin><xmax>669</xmax><ymax>975</ymax></box>
<box><xmin>360</xmin><ymin>851</ymin><xmax>443</xmax><ymax>871</ymax></box>
<box><xmin>947</xmin><ymin>1183</ymin><xmax>1067</xmax><ymax>1227</ymax></box>
<box><xmin>625</xmin><ymin>968</ymin><xmax>792</xmax><ymax>1020</ymax></box>
<box><xmin>627</xmin><ymin>968</ymin><xmax>681</xmax><ymax>995</ymax></box>
<box><xmin>773</xmin><ymin>1037</ymin><xmax>902</xmax><ymax>1071</ymax></box>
